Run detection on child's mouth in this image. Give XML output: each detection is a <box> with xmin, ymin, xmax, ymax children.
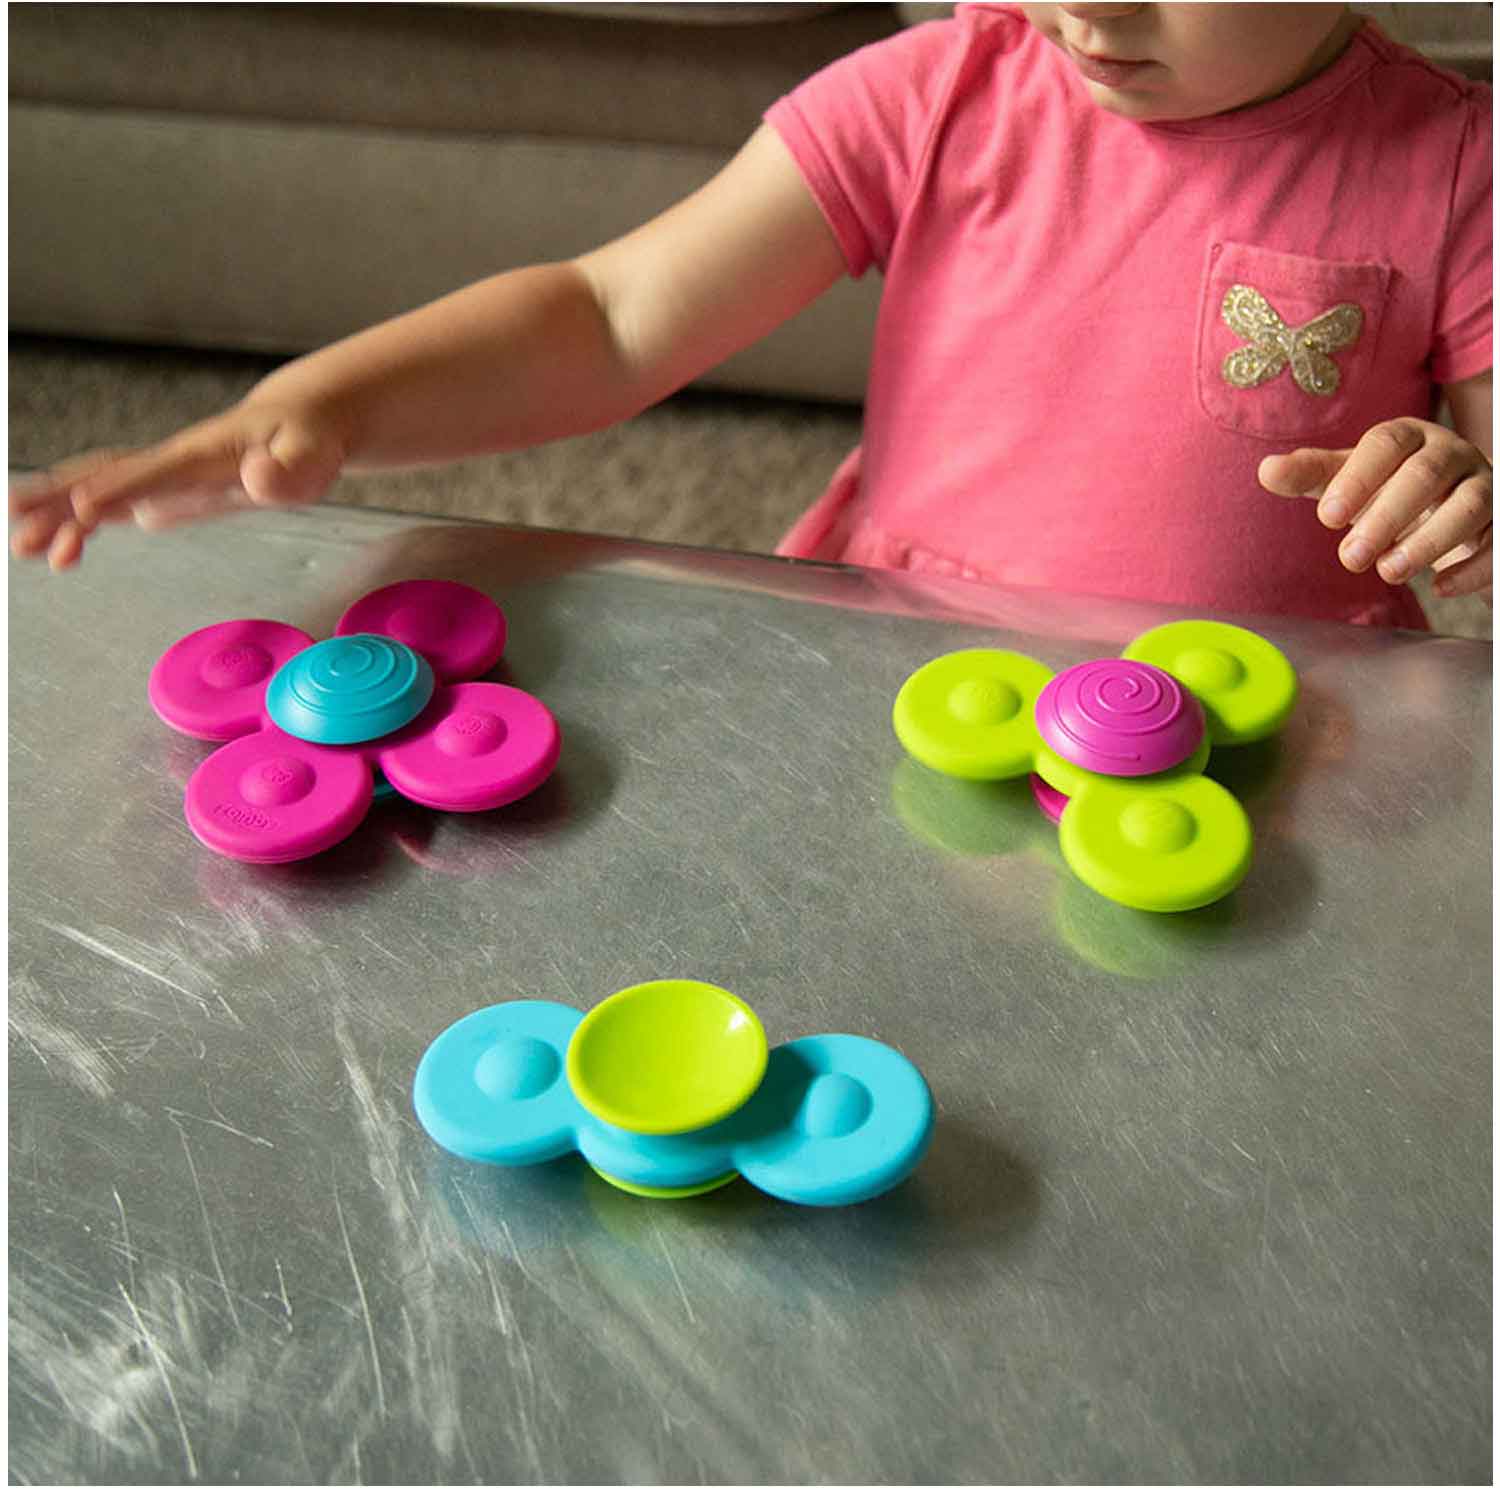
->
<box><xmin>1068</xmin><ymin>48</ymin><xmax>1153</xmax><ymax>89</ymax></box>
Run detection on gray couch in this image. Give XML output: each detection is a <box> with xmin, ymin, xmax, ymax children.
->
<box><xmin>9</xmin><ymin>2</ymin><xmax>928</xmax><ymax>403</ymax></box>
<box><xmin>9</xmin><ymin>2</ymin><xmax>1490</xmax><ymax>406</ymax></box>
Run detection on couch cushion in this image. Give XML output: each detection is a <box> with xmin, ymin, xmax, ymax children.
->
<box><xmin>10</xmin><ymin>102</ymin><xmax>880</xmax><ymax>399</ymax></box>
<box><xmin>502</xmin><ymin>3</ymin><xmax>852</xmax><ymax>22</ymax></box>
<box><xmin>9</xmin><ymin>1</ymin><xmax>909</xmax><ymax>151</ymax></box>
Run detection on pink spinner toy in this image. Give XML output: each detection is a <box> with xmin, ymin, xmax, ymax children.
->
<box><xmin>148</xmin><ymin>580</ymin><xmax>561</xmax><ymax>863</ymax></box>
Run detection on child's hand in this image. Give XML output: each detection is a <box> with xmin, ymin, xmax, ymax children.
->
<box><xmin>1258</xmin><ymin>419</ymin><xmax>1493</xmax><ymax>600</ymax></box>
<box><xmin>9</xmin><ymin>404</ymin><xmax>347</xmax><ymax>571</ymax></box>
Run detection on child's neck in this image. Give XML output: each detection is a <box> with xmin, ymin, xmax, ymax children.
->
<box><xmin>1274</xmin><ymin>7</ymin><xmax>1361</xmax><ymax>103</ymax></box>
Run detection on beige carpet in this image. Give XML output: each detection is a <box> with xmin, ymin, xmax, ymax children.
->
<box><xmin>9</xmin><ymin>335</ymin><xmax>1490</xmax><ymax>640</ymax></box>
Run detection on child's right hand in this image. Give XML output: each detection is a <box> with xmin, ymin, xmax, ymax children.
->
<box><xmin>9</xmin><ymin>402</ymin><xmax>347</xmax><ymax>570</ymax></box>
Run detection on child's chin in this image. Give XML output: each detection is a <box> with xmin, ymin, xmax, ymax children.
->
<box><xmin>1083</xmin><ymin>85</ymin><xmax>1165</xmax><ymax>119</ymax></box>
<box><xmin>1083</xmin><ymin>85</ymin><xmax>1196</xmax><ymax>124</ymax></box>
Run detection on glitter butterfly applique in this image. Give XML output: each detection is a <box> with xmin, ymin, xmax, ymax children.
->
<box><xmin>1220</xmin><ymin>284</ymin><xmax>1363</xmax><ymax>397</ymax></box>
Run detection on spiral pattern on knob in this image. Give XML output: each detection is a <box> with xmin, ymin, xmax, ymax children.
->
<box><xmin>1035</xmin><ymin>659</ymin><xmax>1204</xmax><ymax>776</ymax></box>
<box><xmin>267</xmin><ymin>634</ymin><xmax>435</xmax><ymax>745</ymax></box>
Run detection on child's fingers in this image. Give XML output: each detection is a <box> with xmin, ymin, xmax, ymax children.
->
<box><xmin>131</xmin><ymin>488</ymin><xmax>259</xmax><ymax>532</ymax></box>
<box><xmin>1256</xmin><ymin>447</ymin><xmax>1350</xmax><ymax>500</ymax></box>
<box><xmin>69</xmin><ymin>438</ymin><xmax>240</xmax><ymax>526</ymax></box>
<box><xmin>1314</xmin><ymin>420</ymin><xmax>1445</xmax><ymax>528</ymax></box>
<box><xmin>9</xmin><ymin>498</ymin><xmax>73</xmax><ymax>558</ymax></box>
<box><xmin>9</xmin><ymin>449</ymin><xmax>136</xmax><ymax>518</ymax></box>
<box><xmin>1431</xmin><ymin>534</ymin><xmax>1494</xmax><ymax>598</ymax></box>
<box><xmin>11</xmin><ymin>412</ymin><xmax>342</xmax><ymax>568</ymax></box>
<box><xmin>10</xmin><ymin>475</ymin><xmax>72</xmax><ymax>521</ymax></box>
<box><xmin>1372</xmin><ymin>474</ymin><xmax>1494</xmax><ymax>584</ymax></box>
<box><xmin>132</xmin><ymin>418</ymin><xmax>345</xmax><ymax>525</ymax></box>
<box><xmin>45</xmin><ymin>517</ymin><xmax>90</xmax><ymax>572</ymax></box>
<box><xmin>1335</xmin><ymin>444</ymin><xmax>1487</xmax><ymax>574</ymax></box>
<box><xmin>1432</xmin><ymin>534</ymin><xmax>1484</xmax><ymax>571</ymax></box>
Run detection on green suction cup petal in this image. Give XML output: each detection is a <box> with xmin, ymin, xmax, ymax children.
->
<box><xmin>1123</xmin><ymin>620</ymin><xmax>1297</xmax><ymax>747</ymax></box>
<box><xmin>1059</xmin><ymin>773</ymin><xmax>1253</xmax><ymax>913</ymax></box>
<box><xmin>893</xmin><ymin>649</ymin><xmax>1053</xmax><ymax>781</ymax></box>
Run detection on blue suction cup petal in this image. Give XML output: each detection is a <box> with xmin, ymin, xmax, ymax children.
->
<box><xmin>577</xmin><ymin>1114</ymin><xmax>738</xmax><ymax>1192</ymax></box>
<box><xmin>267</xmin><ymin>634</ymin><xmax>435</xmax><ymax>746</ymax></box>
<box><xmin>414</xmin><ymin>1001</ymin><xmax>584</xmax><ymax>1165</ymax></box>
<box><xmin>733</xmin><ymin>1035</ymin><xmax>934</xmax><ymax>1207</ymax></box>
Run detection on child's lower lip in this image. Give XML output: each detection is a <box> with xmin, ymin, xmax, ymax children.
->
<box><xmin>1070</xmin><ymin>50</ymin><xmax>1152</xmax><ymax>88</ymax></box>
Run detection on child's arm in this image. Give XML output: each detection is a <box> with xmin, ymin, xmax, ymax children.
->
<box><xmin>1258</xmin><ymin>369</ymin><xmax>1493</xmax><ymax>601</ymax></box>
<box><xmin>10</xmin><ymin>125</ymin><xmax>847</xmax><ymax>570</ymax></box>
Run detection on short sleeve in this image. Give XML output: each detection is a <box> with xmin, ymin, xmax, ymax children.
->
<box><xmin>764</xmin><ymin>19</ymin><xmax>968</xmax><ymax>277</ymax></box>
<box><xmin>1431</xmin><ymin>84</ymin><xmax>1492</xmax><ymax>385</ymax></box>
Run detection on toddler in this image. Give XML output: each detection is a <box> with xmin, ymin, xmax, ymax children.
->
<box><xmin>10</xmin><ymin>3</ymin><xmax>1492</xmax><ymax>628</ymax></box>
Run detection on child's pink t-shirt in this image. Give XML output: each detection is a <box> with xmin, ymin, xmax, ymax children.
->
<box><xmin>765</xmin><ymin>7</ymin><xmax>1491</xmax><ymax>627</ymax></box>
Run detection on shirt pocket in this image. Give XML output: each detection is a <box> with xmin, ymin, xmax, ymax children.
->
<box><xmin>1196</xmin><ymin>241</ymin><xmax>1391</xmax><ymax>442</ymax></box>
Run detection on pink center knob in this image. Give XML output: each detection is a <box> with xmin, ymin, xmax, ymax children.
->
<box><xmin>1035</xmin><ymin>659</ymin><xmax>1204</xmax><ymax>776</ymax></box>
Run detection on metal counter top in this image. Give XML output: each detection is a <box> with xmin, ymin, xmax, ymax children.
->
<box><xmin>9</xmin><ymin>508</ymin><xmax>1492</xmax><ymax>1483</ymax></box>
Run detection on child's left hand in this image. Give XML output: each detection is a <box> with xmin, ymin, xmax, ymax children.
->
<box><xmin>1259</xmin><ymin>418</ymin><xmax>1493</xmax><ymax>600</ymax></box>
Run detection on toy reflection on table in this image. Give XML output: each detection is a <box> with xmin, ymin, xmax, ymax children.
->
<box><xmin>893</xmin><ymin>620</ymin><xmax>1297</xmax><ymax>912</ymax></box>
<box><xmin>148</xmin><ymin>579</ymin><xmax>561</xmax><ymax>863</ymax></box>
<box><xmin>414</xmin><ymin>980</ymin><xmax>934</xmax><ymax>1207</ymax></box>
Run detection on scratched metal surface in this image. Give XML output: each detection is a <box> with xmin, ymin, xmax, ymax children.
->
<box><xmin>8</xmin><ymin>507</ymin><xmax>1492</xmax><ymax>1483</ymax></box>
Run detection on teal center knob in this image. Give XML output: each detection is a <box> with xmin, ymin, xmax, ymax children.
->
<box><xmin>266</xmin><ymin>634</ymin><xmax>436</xmax><ymax>746</ymax></box>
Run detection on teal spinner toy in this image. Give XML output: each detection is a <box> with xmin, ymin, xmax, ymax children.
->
<box><xmin>414</xmin><ymin>980</ymin><xmax>934</xmax><ymax>1206</ymax></box>
<box><xmin>893</xmin><ymin>620</ymin><xmax>1298</xmax><ymax>913</ymax></box>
